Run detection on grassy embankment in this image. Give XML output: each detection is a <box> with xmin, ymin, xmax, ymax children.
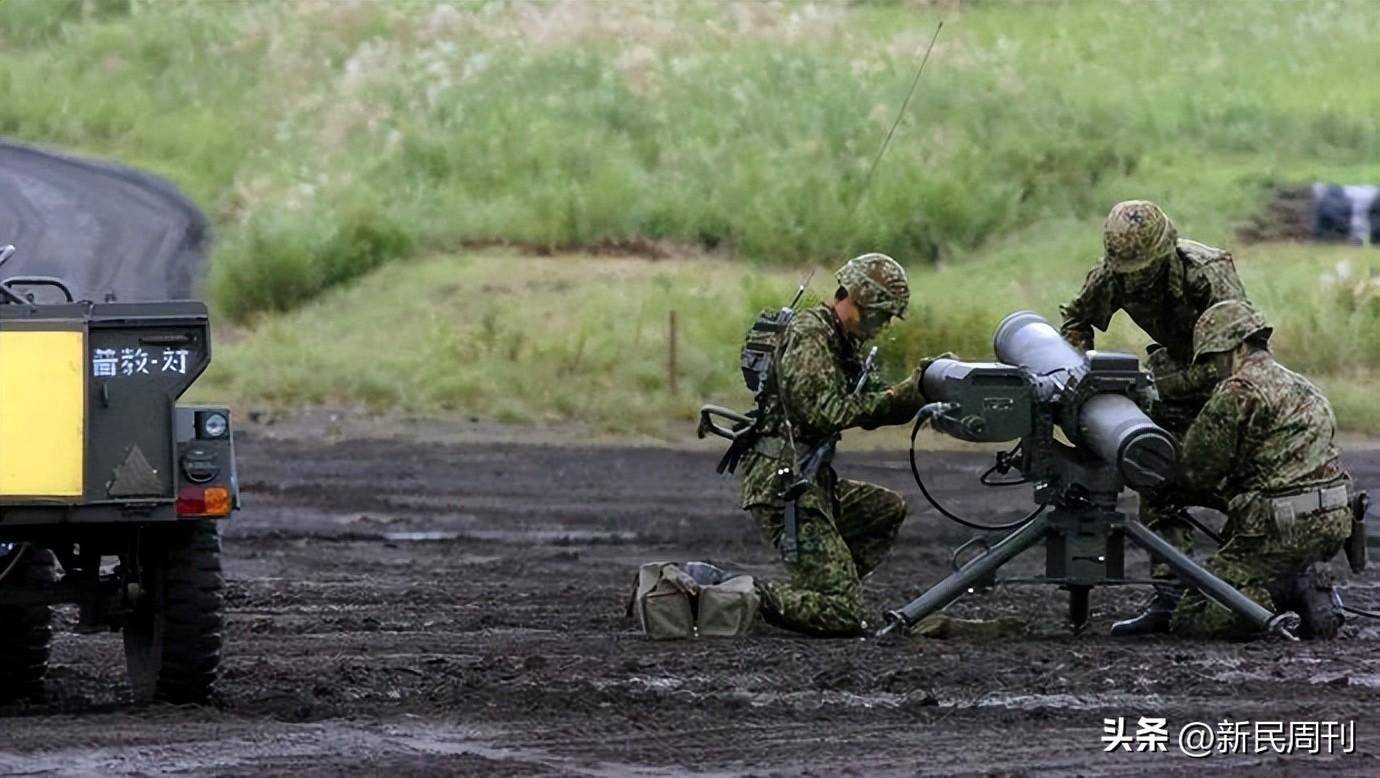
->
<box><xmin>0</xmin><ymin>0</ymin><xmax>1375</xmax><ymax>434</ymax></box>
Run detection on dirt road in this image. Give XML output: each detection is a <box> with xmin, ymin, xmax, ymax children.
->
<box><xmin>1</xmin><ymin>428</ymin><xmax>1376</xmax><ymax>775</ymax></box>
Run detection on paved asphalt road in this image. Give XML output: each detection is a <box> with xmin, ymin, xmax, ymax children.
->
<box><xmin>0</xmin><ymin>139</ymin><xmax>208</xmax><ymax>302</ymax></box>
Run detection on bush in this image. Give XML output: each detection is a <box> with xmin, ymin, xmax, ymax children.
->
<box><xmin>1</xmin><ymin>0</ymin><xmax>1373</xmax><ymax>322</ymax></box>
<box><xmin>210</xmin><ymin>203</ymin><xmax>412</xmax><ymax>320</ymax></box>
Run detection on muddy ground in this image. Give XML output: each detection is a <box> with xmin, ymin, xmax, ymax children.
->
<box><xmin>2</xmin><ymin>427</ymin><xmax>1378</xmax><ymax>776</ymax></box>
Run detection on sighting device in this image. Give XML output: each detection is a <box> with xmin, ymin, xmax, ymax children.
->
<box><xmin>878</xmin><ymin>311</ymin><xmax>1301</xmax><ymax>639</ymax></box>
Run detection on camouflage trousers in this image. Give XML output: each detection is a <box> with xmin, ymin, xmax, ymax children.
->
<box><xmin>1143</xmin><ymin>392</ymin><xmax>1212</xmax><ymax>578</ymax></box>
<box><xmin>1171</xmin><ymin>503</ymin><xmax>1351</xmax><ymax>639</ymax></box>
<box><xmin>748</xmin><ymin>472</ymin><xmax>906</xmax><ymax>637</ymax></box>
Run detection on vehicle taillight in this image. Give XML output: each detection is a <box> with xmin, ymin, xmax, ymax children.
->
<box><xmin>178</xmin><ymin>485</ymin><xmax>232</xmax><ymax>517</ymax></box>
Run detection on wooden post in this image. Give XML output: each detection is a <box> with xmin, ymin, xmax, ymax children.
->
<box><xmin>667</xmin><ymin>310</ymin><xmax>679</xmax><ymax>396</ymax></box>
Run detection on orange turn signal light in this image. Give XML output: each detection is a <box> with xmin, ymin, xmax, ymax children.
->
<box><xmin>178</xmin><ymin>485</ymin><xmax>233</xmax><ymax>517</ymax></box>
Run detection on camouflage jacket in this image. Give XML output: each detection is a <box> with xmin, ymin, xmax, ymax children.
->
<box><xmin>739</xmin><ymin>304</ymin><xmax>924</xmax><ymax>508</ymax></box>
<box><xmin>1059</xmin><ymin>239</ymin><xmax>1247</xmax><ymax>398</ymax></box>
<box><xmin>1178</xmin><ymin>350</ymin><xmax>1345</xmax><ymax>503</ymax></box>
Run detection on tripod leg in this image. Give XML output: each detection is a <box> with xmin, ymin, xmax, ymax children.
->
<box><xmin>879</xmin><ymin>514</ymin><xmax>1049</xmax><ymax>635</ymax></box>
<box><xmin>1123</xmin><ymin>518</ymin><xmax>1298</xmax><ymax>639</ymax></box>
<box><xmin>1068</xmin><ymin>585</ymin><xmax>1091</xmax><ymax>634</ymax></box>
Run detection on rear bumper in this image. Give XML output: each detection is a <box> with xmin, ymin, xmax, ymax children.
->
<box><xmin>0</xmin><ymin>502</ymin><xmax>224</xmax><ymax>537</ymax></box>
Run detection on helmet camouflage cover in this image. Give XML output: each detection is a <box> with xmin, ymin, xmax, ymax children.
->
<box><xmin>835</xmin><ymin>253</ymin><xmax>910</xmax><ymax>319</ymax></box>
<box><xmin>1103</xmin><ymin>200</ymin><xmax>1178</xmax><ymax>272</ymax></box>
<box><xmin>1193</xmin><ymin>299</ymin><xmax>1272</xmax><ymax>363</ymax></box>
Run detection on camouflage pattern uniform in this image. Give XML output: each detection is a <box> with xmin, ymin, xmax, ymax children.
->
<box><xmin>740</xmin><ymin>255</ymin><xmax>926</xmax><ymax>636</ymax></box>
<box><xmin>1168</xmin><ymin>301</ymin><xmax>1352</xmax><ymax>638</ymax></box>
<box><xmin>1059</xmin><ymin>201</ymin><xmax>1248</xmax><ymax>572</ymax></box>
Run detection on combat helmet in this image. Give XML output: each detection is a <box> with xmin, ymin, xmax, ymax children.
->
<box><xmin>1193</xmin><ymin>299</ymin><xmax>1272</xmax><ymax>363</ymax></box>
<box><xmin>835</xmin><ymin>253</ymin><xmax>910</xmax><ymax>319</ymax></box>
<box><xmin>1103</xmin><ymin>200</ymin><xmax>1178</xmax><ymax>272</ymax></box>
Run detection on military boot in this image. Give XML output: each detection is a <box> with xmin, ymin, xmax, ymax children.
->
<box><xmin>1111</xmin><ymin>583</ymin><xmax>1184</xmax><ymax>637</ymax></box>
<box><xmin>1270</xmin><ymin>563</ymin><xmax>1345</xmax><ymax>640</ymax></box>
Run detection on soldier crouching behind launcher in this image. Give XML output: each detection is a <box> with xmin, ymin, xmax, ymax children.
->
<box><xmin>733</xmin><ymin>254</ymin><xmax>929</xmax><ymax>637</ymax></box>
<box><xmin>1127</xmin><ymin>300</ymin><xmax>1354</xmax><ymax>639</ymax></box>
<box><xmin>1057</xmin><ymin>200</ymin><xmax>1252</xmax><ymax>635</ymax></box>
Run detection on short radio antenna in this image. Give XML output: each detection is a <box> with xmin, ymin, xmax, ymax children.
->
<box><xmin>787</xmin><ymin>269</ymin><xmax>815</xmax><ymax>309</ymax></box>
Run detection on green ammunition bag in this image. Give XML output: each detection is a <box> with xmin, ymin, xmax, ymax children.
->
<box><xmin>631</xmin><ymin>562</ymin><xmax>759</xmax><ymax>640</ymax></box>
<box><xmin>696</xmin><ymin>574</ymin><xmax>760</xmax><ymax>638</ymax></box>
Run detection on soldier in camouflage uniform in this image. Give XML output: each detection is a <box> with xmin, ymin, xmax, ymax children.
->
<box><xmin>739</xmin><ymin>254</ymin><xmax>928</xmax><ymax>637</ymax></box>
<box><xmin>1057</xmin><ymin>201</ymin><xmax>1251</xmax><ymax>634</ymax></box>
<box><xmin>1149</xmin><ymin>301</ymin><xmax>1352</xmax><ymax>639</ymax></box>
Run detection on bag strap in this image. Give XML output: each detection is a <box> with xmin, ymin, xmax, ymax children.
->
<box><xmin>624</xmin><ymin>570</ymin><xmax>640</xmax><ymax>618</ymax></box>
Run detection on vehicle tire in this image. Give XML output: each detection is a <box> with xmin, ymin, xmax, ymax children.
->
<box><xmin>0</xmin><ymin>545</ymin><xmax>58</xmax><ymax>702</ymax></box>
<box><xmin>123</xmin><ymin>520</ymin><xmax>224</xmax><ymax>704</ymax></box>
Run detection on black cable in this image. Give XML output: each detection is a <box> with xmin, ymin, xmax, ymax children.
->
<box><xmin>1342</xmin><ymin>604</ymin><xmax>1380</xmax><ymax>620</ymax></box>
<box><xmin>0</xmin><ymin>543</ymin><xmax>29</xmax><ymax>585</ymax></box>
<box><xmin>979</xmin><ymin>464</ymin><xmax>1030</xmax><ymax>487</ymax></box>
<box><xmin>1178</xmin><ymin>511</ymin><xmax>1224</xmax><ymax>545</ymax></box>
<box><xmin>909</xmin><ymin>404</ymin><xmax>1044</xmax><ymax>532</ymax></box>
<box><xmin>979</xmin><ymin>443</ymin><xmax>1031</xmax><ymax>487</ymax></box>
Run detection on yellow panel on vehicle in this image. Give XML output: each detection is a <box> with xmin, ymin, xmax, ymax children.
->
<box><xmin>0</xmin><ymin>330</ymin><xmax>85</xmax><ymax>497</ymax></box>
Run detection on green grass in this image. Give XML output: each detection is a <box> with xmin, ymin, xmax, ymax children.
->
<box><xmin>196</xmin><ymin>253</ymin><xmax>791</xmax><ymax>432</ymax></box>
<box><xmin>3</xmin><ymin>0</ymin><xmax>1378</xmax><ymax>433</ymax></box>
<box><xmin>194</xmin><ymin>243</ymin><xmax>1380</xmax><ymax>436</ymax></box>
<box><xmin>1</xmin><ymin>0</ymin><xmax>1375</xmax><ymax>319</ymax></box>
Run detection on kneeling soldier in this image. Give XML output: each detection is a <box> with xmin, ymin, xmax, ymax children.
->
<box><xmin>1127</xmin><ymin>300</ymin><xmax>1353</xmax><ymax>638</ymax></box>
<box><xmin>738</xmin><ymin>254</ymin><xmax>928</xmax><ymax>637</ymax></box>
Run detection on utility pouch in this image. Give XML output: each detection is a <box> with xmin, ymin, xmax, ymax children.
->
<box><xmin>631</xmin><ymin>562</ymin><xmax>697</xmax><ymax>640</ymax></box>
<box><xmin>1266</xmin><ymin>484</ymin><xmax>1349</xmax><ymax>544</ymax></box>
<box><xmin>696</xmin><ymin>575</ymin><xmax>760</xmax><ymax>638</ymax></box>
<box><xmin>1347</xmin><ymin>491</ymin><xmax>1370</xmax><ymax>574</ymax></box>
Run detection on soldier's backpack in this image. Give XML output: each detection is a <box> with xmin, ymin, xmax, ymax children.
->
<box><xmin>693</xmin><ymin>306</ymin><xmax>796</xmax><ymax>476</ymax></box>
<box><xmin>630</xmin><ymin>562</ymin><xmax>759</xmax><ymax>640</ymax></box>
<box><xmin>740</xmin><ymin>307</ymin><xmax>794</xmax><ymax>396</ymax></box>
<box><xmin>700</xmin><ymin>280</ymin><xmax>812</xmax><ymax>474</ymax></box>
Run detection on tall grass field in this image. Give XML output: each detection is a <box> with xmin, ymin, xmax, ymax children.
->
<box><xmin>1</xmin><ymin>0</ymin><xmax>1376</xmax><ymax>433</ymax></box>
